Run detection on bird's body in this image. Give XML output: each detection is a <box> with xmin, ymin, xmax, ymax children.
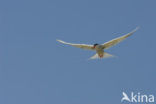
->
<box><xmin>94</xmin><ymin>45</ymin><xmax>104</xmax><ymax>58</ymax></box>
<box><xmin>57</xmin><ymin>27</ymin><xmax>139</xmax><ymax>59</ymax></box>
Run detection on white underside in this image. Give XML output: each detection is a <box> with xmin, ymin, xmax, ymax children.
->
<box><xmin>89</xmin><ymin>52</ymin><xmax>114</xmax><ymax>59</ymax></box>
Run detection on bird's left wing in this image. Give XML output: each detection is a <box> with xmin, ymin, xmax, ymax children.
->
<box><xmin>102</xmin><ymin>27</ymin><xmax>139</xmax><ymax>50</ymax></box>
<box><xmin>57</xmin><ymin>39</ymin><xmax>94</xmax><ymax>50</ymax></box>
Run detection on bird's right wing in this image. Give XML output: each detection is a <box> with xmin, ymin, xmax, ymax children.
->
<box><xmin>102</xmin><ymin>27</ymin><xmax>139</xmax><ymax>50</ymax></box>
<box><xmin>57</xmin><ymin>39</ymin><xmax>94</xmax><ymax>50</ymax></box>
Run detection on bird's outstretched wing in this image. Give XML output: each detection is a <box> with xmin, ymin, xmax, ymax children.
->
<box><xmin>102</xmin><ymin>27</ymin><xmax>139</xmax><ymax>50</ymax></box>
<box><xmin>57</xmin><ymin>39</ymin><xmax>94</xmax><ymax>50</ymax></box>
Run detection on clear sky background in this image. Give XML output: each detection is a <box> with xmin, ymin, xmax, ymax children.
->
<box><xmin>0</xmin><ymin>0</ymin><xmax>156</xmax><ymax>104</ymax></box>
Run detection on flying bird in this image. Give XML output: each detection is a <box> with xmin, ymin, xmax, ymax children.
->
<box><xmin>57</xmin><ymin>27</ymin><xmax>139</xmax><ymax>59</ymax></box>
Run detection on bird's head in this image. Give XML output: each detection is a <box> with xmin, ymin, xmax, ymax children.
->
<box><xmin>93</xmin><ymin>43</ymin><xmax>99</xmax><ymax>49</ymax></box>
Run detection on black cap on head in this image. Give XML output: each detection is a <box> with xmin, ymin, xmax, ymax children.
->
<box><xmin>93</xmin><ymin>43</ymin><xmax>99</xmax><ymax>47</ymax></box>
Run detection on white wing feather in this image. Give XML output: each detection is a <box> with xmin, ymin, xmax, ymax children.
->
<box><xmin>102</xmin><ymin>27</ymin><xmax>139</xmax><ymax>49</ymax></box>
<box><xmin>57</xmin><ymin>39</ymin><xmax>94</xmax><ymax>50</ymax></box>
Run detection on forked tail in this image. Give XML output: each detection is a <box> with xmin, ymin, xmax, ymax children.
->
<box><xmin>89</xmin><ymin>52</ymin><xmax>114</xmax><ymax>59</ymax></box>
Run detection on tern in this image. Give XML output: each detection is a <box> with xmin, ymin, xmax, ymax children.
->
<box><xmin>57</xmin><ymin>27</ymin><xmax>139</xmax><ymax>59</ymax></box>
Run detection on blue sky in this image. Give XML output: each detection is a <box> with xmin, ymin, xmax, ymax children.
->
<box><xmin>0</xmin><ymin>0</ymin><xmax>156</xmax><ymax>104</ymax></box>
